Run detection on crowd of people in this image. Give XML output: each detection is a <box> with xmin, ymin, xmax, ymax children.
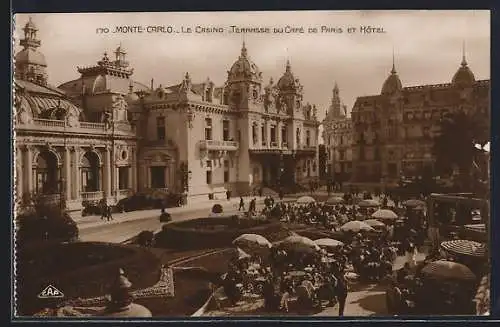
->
<box><xmin>220</xmin><ymin>190</ymin><xmax>436</xmax><ymax>315</ymax></box>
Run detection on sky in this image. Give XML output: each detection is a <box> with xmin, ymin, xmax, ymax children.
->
<box><xmin>13</xmin><ymin>11</ymin><xmax>490</xmax><ymax>132</ymax></box>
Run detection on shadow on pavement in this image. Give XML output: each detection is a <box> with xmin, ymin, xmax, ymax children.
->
<box><xmin>351</xmin><ymin>292</ymin><xmax>387</xmax><ymax>316</ymax></box>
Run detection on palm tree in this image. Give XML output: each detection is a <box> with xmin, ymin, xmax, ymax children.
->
<box><xmin>432</xmin><ymin>109</ymin><xmax>489</xmax><ymax>191</ymax></box>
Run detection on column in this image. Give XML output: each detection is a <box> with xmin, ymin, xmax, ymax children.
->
<box><xmin>127</xmin><ymin>166</ymin><xmax>133</xmax><ymax>191</ymax></box>
<box><xmin>131</xmin><ymin>148</ymin><xmax>137</xmax><ymax>192</ymax></box>
<box><xmin>114</xmin><ymin>166</ymin><xmax>120</xmax><ymax>199</ymax></box>
<box><xmin>16</xmin><ymin>148</ymin><xmax>23</xmax><ymax>201</ymax></box>
<box><xmin>277</xmin><ymin>122</ymin><xmax>282</xmax><ymax>147</ymax></box>
<box><xmin>146</xmin><ymin>166</ymin><xmax>151</xmax><ymax>189</ymax></box>
<box><xmin>72</xmin><ymin>147</ymin><xmax>81</xmax><ymax>199</ymax></box>
<box><xmin>64</xmin><ymin>147</ymin><xmax>71</xmax><ymax>201</ymax></box>
<box><xmin>24</xmin><ymin>145</ymin><xmax>33</xmax><ymax>195</ymax></box>
<box><xmin>103</xmin><ymin>147</ymin><xmax>111</xmax><ymax>198</ymax></box>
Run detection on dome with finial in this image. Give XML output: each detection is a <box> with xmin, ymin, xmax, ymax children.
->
<box><xmin>277</xmin><ymin>60</ymin><xmax>300</xmax><ymax>91</ymax></box>
<box><xmin>452</xmin><ymin>44</ymin><xmax>475</xmax><ymax>86</ymax></box>
<box><xmin>15</xmin><ymin>17</ymin><xmax>47</xmax><ymax>70</ymax></box>
<box><xmin>227</xmin><ymin>42</ymin><xmax>262</xmax><ymax>83</ymax></box>
<box><xmin>125</xmin><ymin>80</ymin><xmax>139</xmax><ymax>102</ymax></box>
<box><xmin>381</xmin><ymin>56</ymin><xmax>402</xmax><ymax>95</ymax></box>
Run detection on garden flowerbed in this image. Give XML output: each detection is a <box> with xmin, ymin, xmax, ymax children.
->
<box><xmin>16</xmin><ymin>242</ymin><xmax>161</xmax><ymax>316</ymax></box>
<box><xmin>155</xmin><ymin>216</ymin><xmax>295</xmax><ymax>250</ymax></box>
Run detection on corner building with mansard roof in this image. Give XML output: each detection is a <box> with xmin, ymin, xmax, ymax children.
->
<box><xmin>350</xmin><ymin>53</ymin><xmax>490</xmax><ymax>188</ymax></box>
<box><xmin>14</xmin><ymin>19</ymin><xmax>320</xmax><ymax>209</ymax></box>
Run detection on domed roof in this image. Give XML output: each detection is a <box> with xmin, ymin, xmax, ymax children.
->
<box><xmin>452</xmin><ymin>56</ymin><xmax>475</xmax><ymax>86</ymax></box>
<box><xmin>227</xmin><ymin>42</ymin><xmax>262</xmax><ymax>82</ymax></box>
<box><xmin>125</xmin><ymin>91</ymin><xmax>139</xmax><ymax>102</ymax></box>
<box><xmin>277</xmin><ymin>60</ymin><xmax>299</xmax><ymax>91</ymax></box>
<box><xmin>381</xmin><ymin>64</ymin><xmax>402</xmax><ymax>95</ymax></box>
<box><xmin>15</xmin><ymin>48</ymin><xmax>47</xmax><ymax>66</ymax></box>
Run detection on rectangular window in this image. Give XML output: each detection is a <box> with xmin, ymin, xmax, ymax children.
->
<box><xmin>118</xmin><ymin>167</ymin><xmax>129</xmax><ymax>190</ymax></box>
<box><xmin>150</xmin><ymin>166</ymin><xmax>166</xmax><ymax>188</ymax></box>
<box><xmin>223</xmin><ymin>120</ymin><xmax>230</xmax><ymax>141</ymax></box>
<box><xmin>261</xmin><ymin>126</ymin><xmax>266</xmax><ymax>146</ymax></box>
<box><xmin>281</xmin><ymin>127</ymin><xmax>287</xmax><ymax>146</ymax></box>
<box><xmin>252</xmin><ymin>124</ymin><xmax>258</xmax><ymax>145</ymax></box>
<box><xmin>270</xmin><ymin>126</ymin><xmax>276</xmax><ymax>145</ymax></box>
<box><xmin>306</xmin><ymin>130</ymin><xmax>311</xmax><ymax>146</ymax></box>
<box><xmin>156</xmin><ymin>117</ymin><xmax>165</xmax><ymax>140</ymax></box>
<box><xmin>205</xmin><ymin>118</ymin><xmax>212</xmax><ymax>140</ymax></box>
<box><xmin>224</xmin><ymin>160</ymin><xmax>230</xmax><ymax>182</ymax></box>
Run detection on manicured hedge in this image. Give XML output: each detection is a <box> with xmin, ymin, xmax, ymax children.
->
<box><xmin>155</xmin><ymin>217</ymin><xmax>293</xmax><ymax>250</ymax></box>
<box><xmin>16</xmin><ymin>209</ymin><xmax>79</xmax><ymax>244</ymax></box>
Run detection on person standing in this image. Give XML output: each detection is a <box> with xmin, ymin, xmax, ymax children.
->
<box><xmin>106</xmin><ymin>204</ymin><xmax>114</xmax><ymax>221</ymax></box>
<box><xmin>404</xmin><ymin>236</ymin><xmax>417</xmax><ymax>270</ymax></box>
<box><xmin>100</xmin><ymin>198</ymin><xmax>107</xmax><ymax>220</ymax></box>
<box><xmin>238</xmin><ymin>196</ymin><xmax>245</xmax><ymax>211</ymax></box>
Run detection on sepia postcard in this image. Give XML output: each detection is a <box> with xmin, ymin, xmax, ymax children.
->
<box><xmin>12</xmin><ymin>10</ymin><xmax>491</xmax><ymax>319</ymax></box>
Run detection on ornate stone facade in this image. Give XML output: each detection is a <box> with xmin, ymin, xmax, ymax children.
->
<box><xmin>14</xmin><ymin>19</ymin><xmax>320</xmax><ymax>208</ymax></box>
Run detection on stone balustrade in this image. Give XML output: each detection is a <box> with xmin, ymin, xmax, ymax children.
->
<box><xmin>81</xmin><ymin>191</ymin><xmax>104</xmax><ymax>201</ymax></box>
<box><xmin>199</xmin><ymin>140</ymin><xmax>239</xmax><ymax>151</ymax></box>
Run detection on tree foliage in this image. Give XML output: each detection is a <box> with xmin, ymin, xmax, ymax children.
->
<box><xmin>432</xmin><ymin>109</ymin><xmax>489</xmax><ymax>177</ymax></box>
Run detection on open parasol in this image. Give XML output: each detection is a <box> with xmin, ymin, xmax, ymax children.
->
<box><xmin>275</xmin><ymin>235</ymin><xmax>320</xmax><ymax>253</ymax></box>
<box><xmin>421</xmin><ymin>260</ymin><xmax>476</xmax><ymax>281</ymax></box>
<box><xmin>358</xmin><ymin>199</ymin><xmax>380</xmax><ymax>208</ymax></box>
<box><xmin>325</xmin><ymin>197</ymin><xmax>344</xmax><ymax>205</ymax></box>
<box><xmin>440</xmin><ymin>239</ymin><xmax>487</xmax><ymax>258</ymax></box>
<box><xmin>314</xmin><ymin>238</ymin><xmax>344</xmax><ymax>249</ymax></box>
<box><xmin>233</xmin><ymin>233</ymin><xmax>271</xmax><ymax>249</ymax></box>
<box><xmin>371</xmin><ymin>209</ymin><xmax>398</xmax><ymax>220</ymax></box>
<box><xmin>363</xmin><ymin>219</ymin><xmax>386</xmax><ymax>229</ymax></box>
<box><xmin>296</xmin><ymin>196</ymin><xmax>316</xmax><ymax>204</ymax></box>
<box><xmin>340</xmin><ymin>220</ymin><xmax>374</xmax><ymax>233</ymax></box>
<box><xmin>402</xmin><ymin>199</ymin><xmax>426</xmax><ymax>208</ymax></box>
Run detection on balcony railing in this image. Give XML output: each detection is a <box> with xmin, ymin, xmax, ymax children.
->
<box><xmin>270</xmin><ymin>141</ymin><xmax>278</xmax><ymax>147</ymax></box>
<box><xmin>199</xmin><ymin>140</ymin><xmax>239</xmax><ymax>151</ymax></box>
<box><xmin>34</xmin><ymin>118</ymin><xmax>65</xmax><ymax>128</ymax></box>
<box><xmin>81</xmin><ymin>191</ymin><xmax>104</xmax><ymax>201</ymax></box>
<box><xmin>21</xmin><ymin>119</ymin><xmax>133</xmax><ymax>135</ymax></box>
<box><xmin>80</xmin><ymin>122</ymin><xmax>106</xmax><ymax>130</ymax></box>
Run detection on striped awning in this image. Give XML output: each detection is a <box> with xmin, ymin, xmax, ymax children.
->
<box><xmin>440</xmin><ymin>239</ymin><xmax>487</xmax><ymax>257</ymax></box>
<box><xmin>464</xmin><ymin>224</ymin><xmax>486</xmax><ymax>233</ymax></box>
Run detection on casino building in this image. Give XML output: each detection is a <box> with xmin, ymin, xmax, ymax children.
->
<box><xmin>14</xmin><ymin>18</ymin><xmax>320</xmax><ymax>210</ymax></box>
<box><xmin>350</xmin><ymin>54</ymin><xmax>490</xmax><ymax>188</ymax></box>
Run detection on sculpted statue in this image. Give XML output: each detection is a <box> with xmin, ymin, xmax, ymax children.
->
<box><xmin>16</xmin><ymin>96</ymin><xmax>32</xmax><ymax>124</ymax></box>
<box><xmin>66</xmin><ymin>108</ymin><xmax>79</xmax><ymax>127</ymax></box>
<box><xmin>112</xmin><ymin>95</ymin><xmax>128</xmax><ymax>121</ymax></box>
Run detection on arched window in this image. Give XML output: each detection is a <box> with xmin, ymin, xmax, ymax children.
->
<box><xmin>35</xmin><ymin>151</ymin><xmax>59</xmax><ymax>194</ymax></box>
<box><xmin>81</xmin><ymin>152</ymin><xmax>100</xmax><ymax>192</ymax></box>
